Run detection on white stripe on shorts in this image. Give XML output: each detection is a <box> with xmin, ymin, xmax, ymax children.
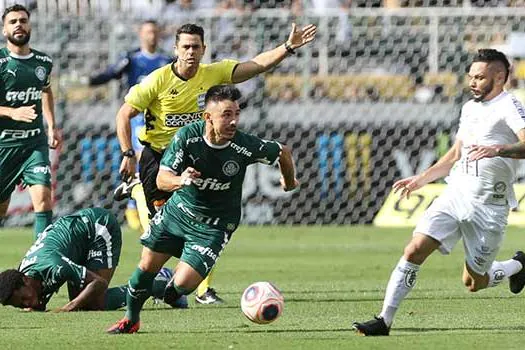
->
<box><xmin>95</xmin><ymin>223</ymin><xmax>113</xmax><ymax>269</ymax></box>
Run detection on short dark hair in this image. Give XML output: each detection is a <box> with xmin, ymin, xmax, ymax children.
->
<box><xmin>205</xmin><ymin>85</ymin><xmax>242</xmax><ymax>106</ymax></box>
<box><xmin>0</xmin><ymin>269</ymin><xmax>25</xmax><ymax>305</ymax></box>
<box><xmin>141</xmin><ymin>19</ymin><xmax>158</xmax><ymax>27</ymax></box>
<box><xmin>2</xmin><ymin>4</ymin><xmax>30</xmax><ymax>23</ymax></box>
<box><xmin>472</xmin><ymin>48</ymin><xmax>511</xmax><ymax>83</ymax></box>
<box><xmin>176</xmin><ymin>23</ymin><xmax>204</xmax><ymax>45</ymax></box>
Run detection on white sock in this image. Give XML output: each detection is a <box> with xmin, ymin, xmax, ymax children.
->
<box><xmin>379</xmin><ymin>257</ymin><xmax>420</xmax><ymax>327</ymax></box>
<box><xmin>487</xmin><ymin>259</ymin><xmax>523</xmax><ymax>288</ymax></box>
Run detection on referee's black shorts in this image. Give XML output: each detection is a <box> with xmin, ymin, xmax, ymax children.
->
<box><xmin>138</xmin><ymin>145</ymin><xmax>173</xmax><ymax>216</ymax></box>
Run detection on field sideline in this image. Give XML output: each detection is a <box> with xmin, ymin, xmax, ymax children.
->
<box><xmin>1</xmin><ymin>225</ymin><xmax>525</xmax><ymax>349</ymax></box>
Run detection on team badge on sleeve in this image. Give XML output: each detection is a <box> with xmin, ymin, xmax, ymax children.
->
<box><xmin>35</xmin><ymin>66</ymin><xmax>46</xmax><ymax>81</ymax></box>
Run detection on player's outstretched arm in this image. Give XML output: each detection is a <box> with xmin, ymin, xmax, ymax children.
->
<box><xmin>393</xmin><ymin>139</ymin><xmax>462</xmax><ymax>199</ymax></box>
<box><xmin>157</xmin><ymin>167</ymin><xmax>201</xmax><ymax>192</ymax></box>
<box><xmin>56</xmin><ymin>270</ymin><xmax>108</xmax><ymax>312</ymax></box>
<box><xmin>278</xmin><ymin>144</ymin><xmax>299</xmax><ymax>192</ymax></box>
<box><xmin>116</xmin><ymin>103</ymin><xmax>141</xmax><ymax>181</ymax></box>
<box><xmin>231</xmin><ymin>23</ymin><xmax>317</xmax><ymax>83</ymax></box>
<box><xmin>89</xmin><ymin>54</ymin><xmax>130</xmax><ymax>86</ymax></box>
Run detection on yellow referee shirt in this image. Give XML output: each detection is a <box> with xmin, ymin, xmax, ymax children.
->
<box><xmin>125</xmin><ymin>59</ymin><xmax>238</xmax><ymax>152</ymax></box>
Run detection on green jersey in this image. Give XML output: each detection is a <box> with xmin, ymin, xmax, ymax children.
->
<box><xmin>0</xmin><ymin>47</ymin><xmax>53</xmax><ymax>147</ymax></box>
<box><xmin>160</xmin><ymin>120</ymin><xmax>281</xmax><ymax>231</ymax></box>
<box><xmin>18</xmin><ymin>208</ymin><xmax>121</xmax><ymax>308</ymax></box>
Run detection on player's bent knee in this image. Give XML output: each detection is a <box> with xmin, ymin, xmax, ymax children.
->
<box><xmin>173</xmin><ymin>275</ymin><xmax>200</xmax><ymax>293</ymax></box>
<box><xmin>174</xmin><ymin>263</ymin><xmax>204</xmax><ymax>292</ymax></box>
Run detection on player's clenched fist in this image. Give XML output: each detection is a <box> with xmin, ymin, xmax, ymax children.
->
<box><xmin>180</xmin><ymin>167</ymin><xmax>201</xmax><ymax>186</ymax></box>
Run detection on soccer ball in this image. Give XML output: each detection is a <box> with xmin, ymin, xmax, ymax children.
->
<box><xmin>241</xmin><ymin>281</ymin><xmax>284</xmax><ymax>324</ymax></box>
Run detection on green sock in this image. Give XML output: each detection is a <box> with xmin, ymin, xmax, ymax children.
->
<box><xmin>34</xmin><ymin>211</ymin><xmax>52</xmax><ymax>240</ymax></box>
<box><xmin>125</xmin><ymin>268</ymin><xmax>156</xmax><ymax>323</ymax></box>
<box><xmin>164</xmin><ymin>281</ymin><xmax>192</xmax><ymax>306</ymax></box>
<box><xmin>105</xmin><ymin>272</ymin><xmax>167</xmax><ymax>311</ymax></box>
<box><xmin>173</xmin><ymin>283</ymin><xmax>192</xmax><ymax>296</ymax></box>
<box><xmin>104</xmin><ymin>285</ymin><xmax>128</xmax><ymax>310</ymax></box>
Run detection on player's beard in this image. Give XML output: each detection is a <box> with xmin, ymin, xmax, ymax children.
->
<box><xmin>7</xmin><ymin>30</ymin><xmax>31</xmax><ymax>47</ymax></box>
<box><xmin>472</xmin><ymin>79</ymin><xmax>494</xmax><ymax>102</ymax></box>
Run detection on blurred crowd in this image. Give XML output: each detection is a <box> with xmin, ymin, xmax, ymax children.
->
<box><xmin>5</xmin><ymin>0</ymin><xmax>525</xmax><ymax>17</ymax></box>
<box><xmin>4</xmin><ymin>0</ymin><xmax>525</xmax><ymax>107</ymax></box>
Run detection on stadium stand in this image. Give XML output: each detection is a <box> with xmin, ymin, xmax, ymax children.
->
<box><xmin>5</xmin><ymin>2</ymin><xmax>525</xmax><ymax>226</ymax></box>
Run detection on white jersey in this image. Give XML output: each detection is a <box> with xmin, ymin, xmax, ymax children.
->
<box><xmin>447</xmin><ymin>91</ymin><xmax>525</xmax><ymax>207</ymax></box>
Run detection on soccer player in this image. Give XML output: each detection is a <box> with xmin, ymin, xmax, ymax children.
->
<box><xmin>89</xmin><ymin>20</ymin><xmax>172</xmax><ymax>232</ymax></box>
<box><xmin>115</xmin><ymin>22</ymin><xmax>316</xmax><ymax>304</ymax></box>
<box><xmin>353</xmin><ymin>49</ymin><xmax>525</xmax><ymax>336</ymax></box>
<box><xmin>107</xmin><ymin>85</ymin><xmax>299</xmax><ymax>334</ymax></box>
<box><xmin>0</xmin><ymin>207</ymin><xmax>175</xmax><ymax>311</ymax></box>
<box><xmin>0</xmin><ymin>4</ymin><xmax>61</xmax><ymax>239</ymax></box>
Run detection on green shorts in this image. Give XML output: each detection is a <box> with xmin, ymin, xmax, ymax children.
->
<box><xmin>84</xmin><ymin>214</ymin><xmax>122</xmax><ymax>272</ymax></box>
<box><xmin>0</xmin><ymin>145</ymin><xmax>51</xmax><ymax>202</ymax></box>
<box><xmin>140</xmin><ymin>206</ymin><xmax>232</xmax><ymax>278</ymax></box>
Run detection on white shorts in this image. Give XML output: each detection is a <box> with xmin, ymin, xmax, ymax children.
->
<box><xmin>414</xmin><ymin>187</ymin><xmax>509</xmax><ymax>275</ymax></box>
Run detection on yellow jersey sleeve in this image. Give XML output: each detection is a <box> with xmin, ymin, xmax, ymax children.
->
<box><xmin>124</xmin><ymin>68</ymin><xmax>164</xmax><ymax>111</ymax></box>
<box><xmin>131</xmin><ymin>60</ymin><xmax>238</xmax><ymax>152</ymax></box>
<box><xmin>208</xmin><ymin>59</ymin><xmax>238</xmax><ymax>83</ymax></box>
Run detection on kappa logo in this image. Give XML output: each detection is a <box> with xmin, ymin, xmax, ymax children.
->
<box><xmin>169</xmin><ymin>87</ymin><xmax>178</xmax><ymax>96</ymax></box>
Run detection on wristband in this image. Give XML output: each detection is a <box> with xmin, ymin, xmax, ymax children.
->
<box><xmin>122</xmin><ymin>149</ymin><xmax>136</xmax><ymax>158</ymax></box>
<box><xmin>284</xmin><ymin>41</ymin><xmax>296</xmax><ymax>55</ymax></box>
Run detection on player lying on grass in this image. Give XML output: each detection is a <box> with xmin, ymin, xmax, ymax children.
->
<box><xmin>0</xmin><ymin>207</ymin><xmax>184</xmax><ymax>311</ymax></box>
<box><xmin>107</xmin><ymin>85</ymin><xmax>299</xmax><ymax>334</ymax></box>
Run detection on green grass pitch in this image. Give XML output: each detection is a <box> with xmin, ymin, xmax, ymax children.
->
<box><xmin>1</xmin><ymin>225</ymin><xmax>525</xmax><ymax>349</ymax></box>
